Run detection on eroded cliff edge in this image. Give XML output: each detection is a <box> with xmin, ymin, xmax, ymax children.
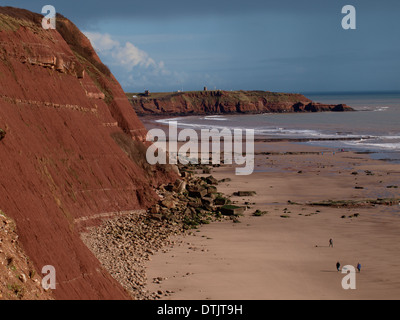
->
<box><xmin>0</xmin><ymin>7</ymin><xmax>177</xmax><ymax>299</ymax></box>
<box><xmin>128</xmin><ymin>90</ymin><xmax>354</xmax><ymax>116</ymax></box>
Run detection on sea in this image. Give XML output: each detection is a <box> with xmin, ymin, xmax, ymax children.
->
<box><xmin>154</xmin><ymin>91</ymin><xmax>400</xmax><ymax>162</ymax></box>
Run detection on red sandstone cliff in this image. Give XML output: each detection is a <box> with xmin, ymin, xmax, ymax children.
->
<box><xmin>0</xmin><ymin>7</ymin><xmax>176</xmax><ymax>299</ymax></box>
<box><xmin>128</xmin><ymin>90</ymin><xmax>353</xmax><ymax>116</ymax></box>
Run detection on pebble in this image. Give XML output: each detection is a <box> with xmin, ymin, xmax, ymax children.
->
<box><xmin>19</xmin><ymin>273</ymin><xmax>27</xmax><ymax>283</ymax></box>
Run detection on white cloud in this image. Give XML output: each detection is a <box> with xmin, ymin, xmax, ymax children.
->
<box><xmin>84</xmin><ymin>32</ymin><xmax>119</xmax><ymax>51</ymax></box>
<box><xmin>112</xmin><ymin>42</ymin><xmax>156</xmax><ymax>70</ymax></box>
<box><xmin>84</xmin><ymin>31</ymin><xmax>164</xmax><ymax>72</ymax></box>
<box><xmin>83</xmin><ymin>31</ymin><xmax>193</xmax><ymax>91</ymax></box>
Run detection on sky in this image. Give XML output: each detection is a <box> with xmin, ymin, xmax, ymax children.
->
<box><xmin>2</xmin><ymin>0</ymin><xmax>400</xmax><ymax>93</ymax></box>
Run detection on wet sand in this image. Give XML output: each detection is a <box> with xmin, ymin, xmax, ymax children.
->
<box><xmin>145</xmin><ymin>140</ymin><xmax>400</xmax><ymax>300</ymax></box>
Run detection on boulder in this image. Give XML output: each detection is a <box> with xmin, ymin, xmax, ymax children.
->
<box><xmin>187</xmin><ymin>185</ymin><xmax>207</xmax><ymax>198</ymax></box>
<box><xmin>207</xmin><ymin>186</ymin><xmax>218</xmax><ymax>194</ymax></box>
<box><xmin>180</xmin><ymin>171</ymin><xmax>193</xmax><ymax>179</ymax></box>
<box><xmin>220</xmin><ymin>205</ymin><xmax>245</xmax><ymax>216</ymax></box>
<box><xmin>161</xmin><ymin>198</ymin><xmax>176</xmax><ymax>209</ymax></box>
<box><xmin>173</xmin><ymin>179</ymin><xmax>186</xmax><ymax>193</ymax></box>
<box><xmin>188</xmin><ymin>200</ymin><xmax>202</xmax><ymax>208</ymax></box>
<box><xmin>149</xmin><ymin>205</ymin><xmax>160</xmax><ymax>214</ymax></box>
<box><xmin>149</xmin><ymin>213</ymin><xmax>162</xmax><ymax>221</ymax></box>
<box><xmin>233</xmin><ymin>191</ymin><xmax>257</xmax><ymax>196</ymax></box>
<box><xmin>169</xmin><ymin>164</ymin><xmax>181</xmax><ymax>176</ymax></box>
<box><xmin>214</xmin><ymin>197</ymin><xmax>229</xmax><ymax>206</ymax></box>
<box><xmin>205</xmin><ymin>176</ymin><xmax>218</xmax><ymax>185</ymax></box>
<box><xmin>207</xmin><ymin>193</ymin><xmax>217</xmax><ymax>200</ymax></box>
<box><xmin>202</xmin><ymin>167</ymin><xmax>211</xmax><ymax>174</ymax></box>
<box><xmin>201</xmin><ymin>197</ymin><xmax>214</xmax><ymax>207</ymax></box>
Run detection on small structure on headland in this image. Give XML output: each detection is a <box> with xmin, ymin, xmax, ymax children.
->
<box><xmin>144</xmin><ymin>90</ymin><xmax>150</xmax><ymax>97</ymax></box>
<box><xmin>204</xmin><ymin>86</ymin><xmax>207</xmax><ymax>91</ymax></box>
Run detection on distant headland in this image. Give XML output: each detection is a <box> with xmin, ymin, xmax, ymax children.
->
<box><xmin>126</xmin><ymin>89</ymin><xmax>354</xmax><ymax>116</ymax></box>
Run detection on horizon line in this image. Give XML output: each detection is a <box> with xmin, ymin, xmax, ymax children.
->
<box><xmin>124</xmin><ymin>89</ymin><xmax>400</xmax><ymax>95</ymax></box>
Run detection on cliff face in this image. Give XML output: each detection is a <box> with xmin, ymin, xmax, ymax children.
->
<box><xmin>128</xmin><ymin>90</ymin><xmax>353</xmax><ymax>116</ymax></box>
<box><xmin>0</xmin><ymin>210</ymin><xmax>53</xmax><ymax>300</ymax></box>
<box><xmin>0</xmin><ymin>7</ymin><xmax>176</xmax><ymax>299</ymax></box>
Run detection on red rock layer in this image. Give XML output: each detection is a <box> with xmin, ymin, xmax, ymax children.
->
<box><xmin>0</xmin><ymin>8</ymin><xmax>175</xmax><ymax>299</ymax></box>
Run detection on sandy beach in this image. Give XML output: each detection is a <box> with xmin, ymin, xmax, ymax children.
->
<box><xmin>145</xmin><ymin>138</ymin><xmax>400</xmax><ymax>300</ymax></box>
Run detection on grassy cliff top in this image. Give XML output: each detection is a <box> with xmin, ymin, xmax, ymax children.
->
<box><xmin>126</xmin><ymin>90</ymin><xmax>311</xmax><ymax>103</ymax></box>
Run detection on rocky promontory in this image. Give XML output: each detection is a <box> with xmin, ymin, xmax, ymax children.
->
<box><xmin>127</xmin><ymin>90</ymin><xmax>354</xmax><ymax>116</ymax></box>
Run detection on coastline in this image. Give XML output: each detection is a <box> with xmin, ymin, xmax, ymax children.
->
<box><xmin>142</xmin><ymin>118</ymin><xmax>400</xmax><ymax>300</ymax></box>
<box><xmin>140</xmin><ymin>114</ymin><xmax>400</xmax><ymax>164</ymax></box>
<box><xmin>128</xmin><ymin>90</ymin><xmax>353</xmax><ymax>117</ymax></box>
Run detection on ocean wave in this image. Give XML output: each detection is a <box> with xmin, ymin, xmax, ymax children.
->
<box><xmin>255</xmin><ymin>128</ymin><xmax>324</xmax><ymax>137</ymax></box>
<box><xmin>153</xmin><ymin>117</ymin><xmax>400</xmax><ymax>152</ymax></box>
<box><xmin>253</xmin><ymin>127</ymin><xmax>363</xmax><ymax>139</ymax></box>
<box><xmin>344</xmin><ymin>140</ymin><xmax>400</xmax><ymax>151</ymax></box>
<box><xmin>156</xmin><ymin>119</ymin><xmax>362</xmax><ymax>140</ymax></box>
<box><xmin>203</xmin><ymin>115</ymin><xmax>228</xmax><ymax>121</ymax></box>
<box><xmin>373</xmin><ymin>106</ymin><xmax>391</xmax><ymax>112</ymax></box>
<box><xmin>376</xmin><ymin>135</ymin><xmax>400</xmax><ymax>140</ymax></box>
<box><xmin>155</xmin><ymin>117</ymin><xmax>185</xmax><ymax>124</ymax></box>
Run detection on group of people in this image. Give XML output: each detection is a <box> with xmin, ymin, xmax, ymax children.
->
<box><xmin>330</xmin><ymin>239</ymin><xmax>361</xmax><ymax>273</ymax></box>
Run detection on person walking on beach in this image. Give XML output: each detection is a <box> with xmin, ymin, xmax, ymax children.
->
<box><xmin>357</xmin><ymin>263</ymin><xmax>361</xmax><ymax>273</ymax></box>
<box><xmin>329</xmin><ymin>239</ymin><xmax>333</xmax><ymax>248</ymax></box>
<box><xmin>336</xmin><ymin>261</ymin><xmax>341</xmax><ymax>272</ymax></box>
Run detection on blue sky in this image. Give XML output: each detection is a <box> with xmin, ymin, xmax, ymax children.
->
<box><xmin>3</xmin><ymin>1</ymin><xmax>400</xmax><ymax>93</ymax></box>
